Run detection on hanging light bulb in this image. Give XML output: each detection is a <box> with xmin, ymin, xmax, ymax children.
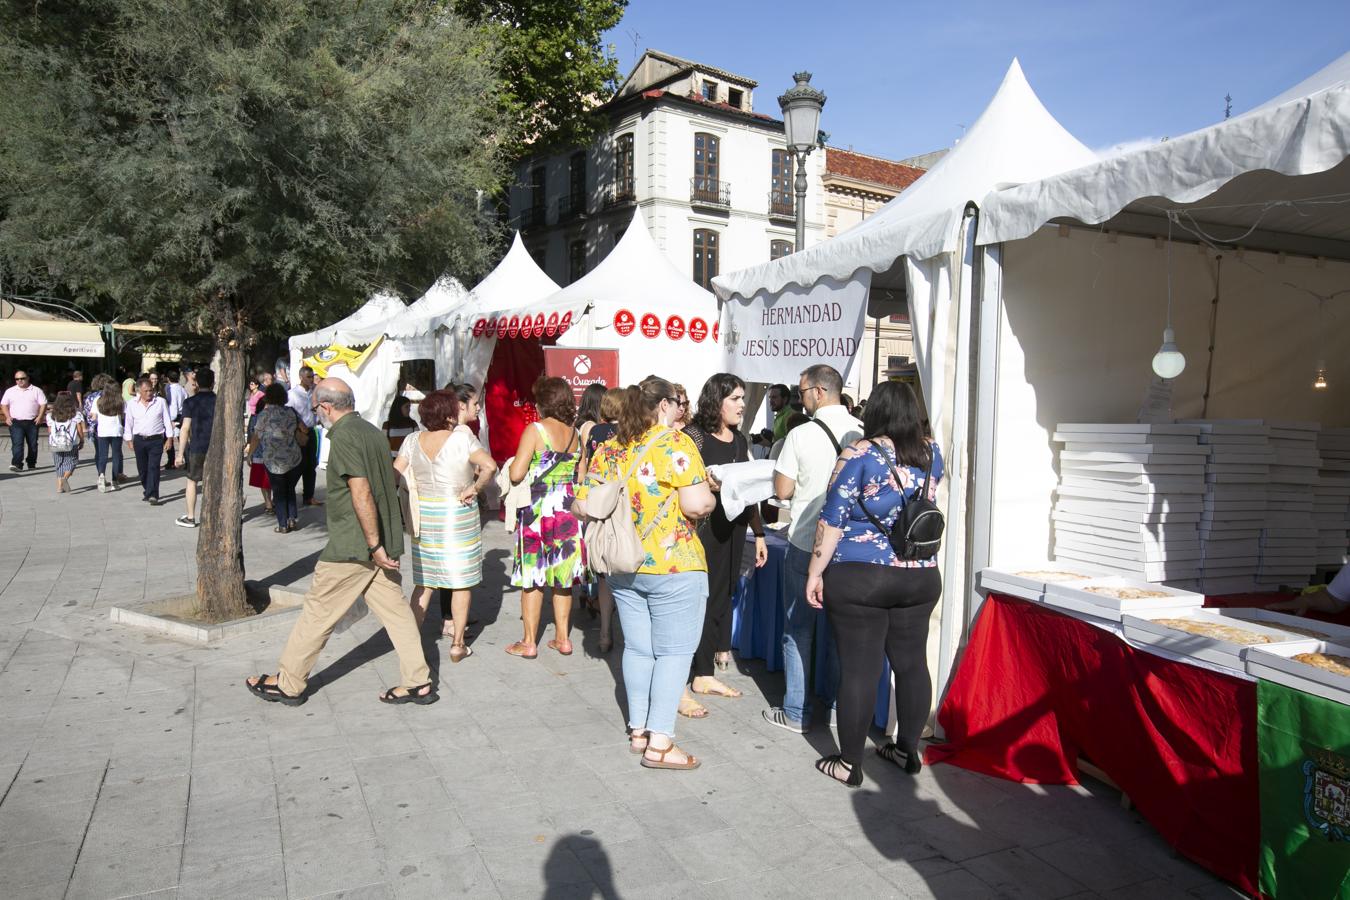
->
<box><xmin>1151</xmin><ymin>216</ymin><xmax>1185</xmax><ymax>380</ymax></box>
<box><xmin>1151</xmin><ymin>327</ymin><xmax>1186</xmax><ymax>379</ymax></box>
<box><xmin>1313</xmin><ymin>361</ymin><xmax>1329</xmax><ymax>391</ymax></box>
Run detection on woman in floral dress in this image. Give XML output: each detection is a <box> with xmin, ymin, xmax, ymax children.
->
<box><xmin>505</xmin><ymin>376</ymin><xmax>592</xmax><ymax>658</ymax></box>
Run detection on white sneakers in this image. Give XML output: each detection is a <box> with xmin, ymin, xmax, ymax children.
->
<box><xmin>97</xmin><ymin>475</ymin><xmax>107</xmax><ymax>492</ymax></box>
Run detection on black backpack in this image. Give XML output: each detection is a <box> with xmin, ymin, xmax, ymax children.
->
<box><xmin>815</xmin><ymin>420</ymin><xmax>944</xmax><ymax>561</ymax></box>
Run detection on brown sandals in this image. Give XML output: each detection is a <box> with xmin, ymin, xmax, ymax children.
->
<box><xmin>641</xmin><ymin>743</ymin><xmax>700</xmax><ymax>770</ymax></box>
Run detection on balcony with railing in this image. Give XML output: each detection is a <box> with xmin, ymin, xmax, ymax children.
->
<box><xmin>605</xmin><ymin>178</ymin><xmax>636</xmax><ymax>207</ymax></box>
<box><xmin>768</xmin><ymin>190</ymin><xmax>795</xmax><ymax>220</ymax></box>
<box><xmin>557</xmin><ymin>194</ymin><xmax>588</xmax><ymax>222</ymax></box>
<box><xmin>520</xmin><ymin>205</ymin><xmax>548</xmax><ymax>231</ymax></box>
<box><xmin>690</xmin><ymin>177</ymin><xmax>731</xmax><ymax>210</ymax></box>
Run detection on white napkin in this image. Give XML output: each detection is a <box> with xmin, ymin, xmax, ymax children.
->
<box><xmin>707</xmin><ymin>459</ymin><xmax>777</xmax><ymax>520</ymax></box>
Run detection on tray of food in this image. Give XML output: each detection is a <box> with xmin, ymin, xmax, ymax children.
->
<box><xmin>1043</xmin><ymin>575</ymin><xmax>1203</xmax><ymax>622</ymax></box>
<box><xmin>1218</xmin><ymin>608</ymin><xmax>1350</xmax><ymax>645</ymax></box>
<box><xmin>1246</xmin><ymin>640</ymin><xmax>1350</xmax><ymax>705</ymax></box>
<box><xmin>977</xmin><ymin>564</ymin><xmax>1105</xmax><ymax>601</ymax></box>
<box><xmin>1121</xmin><ymin>609</ymin><xmax>1310</xmax><ymax>670</ymax></box>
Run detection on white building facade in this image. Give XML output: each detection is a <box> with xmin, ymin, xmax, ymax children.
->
<box><xmin>507</xmin><ymin>51</ymin><xmax>827</xmax><ymax>291</ymax></box>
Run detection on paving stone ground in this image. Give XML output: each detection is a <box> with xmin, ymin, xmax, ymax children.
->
<box><xmin>0</xmin><ymin>445</ymin><xmax>1244</xmax><ymax>899</ymax></box>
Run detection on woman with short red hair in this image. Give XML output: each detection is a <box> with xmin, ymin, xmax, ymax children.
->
<box><xmin>394</xmin><ymin>389</ymin><xmax>497</xmax><ymax>662</ymax></box>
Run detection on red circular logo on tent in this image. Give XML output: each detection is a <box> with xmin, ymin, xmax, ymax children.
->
<box><xmin>495</xmin><ymin>316</ymin><xmax>509</xmax><ymax>339</ymax></box>
<box><xmin>505</xmin><ymin>316</ymin><xmax>519</xmax><ymax>339</ymax></box>
<box><xmin>520</xmin><ymin>315</ymin><xmax>535</xmax><ymax>339</ymax></box>
<box><xmin>614</xmin><ymin>309</ymin><xmax>636</xmax><ymax>337</ymax></box>
<box><xmin>546</xmin><ymin>312</ymin><xmax>560</xmax><ymax>337</ymax></box>
<box><xmin>559</xmin><ymin>311</ymin><xmax>574</xmax><ymax>334</ymax></box>
<box><xmin>640</xmin><ymin>313</ymin><xmax>661</xmax><ymax>339</ymax></box>
<box><xmin>712</xmin><ymin>321</ymin><xmax>720</xmax><ymax>343</ymax></box>
<box><xmin>688</xmin><ymin>318</ymin><xmax>708</xmax><ymax>343</ymax></box>
<box><xmin>533</xmin><ymin>313</ymin><xmax>545</xmax><ymax>337</ymax></box>
<box><xmin>665</xmin><ymin>315</ymin><xmax>685</xmax><ymax>340</ymax></box>
<box><xmin>472</xmin><ymin>317</ymin><xmax>487</xmax><ymax>338</ymax></box>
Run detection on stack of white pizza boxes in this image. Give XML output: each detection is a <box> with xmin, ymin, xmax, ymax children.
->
<box><xmin>1180</xmin><ymin>420</ymin><xmax>1273</xmax><ymax>594</ymax></box>
<box><xmin>1257</xmin><ymin>421</ymin><xmax>1321</xmax><ymax>589</ymax></box>
<box><xmin>1050</xmin><ymin>424</ymin><xmax>1207</xmax><ymax>583</ymax></box>
<box><xmin>1314</xmin><ymin>428</ymin><xmax>1350</xmax><ymax>566</ymax></box>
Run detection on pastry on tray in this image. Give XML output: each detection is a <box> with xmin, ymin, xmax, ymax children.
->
<box><xmin>1270</xmin><ymin>623</ymin><xmax>1335</xmax><ymax>641</ymax></box>
<box><xmin>1291</xmin><ymin>652</ymin><xmax>1350</xmax><ymax>678</ymax></box>
<box><xmin>1085</xmin><ymin>586</ymin><xmax>1170</xmax><ymax>600</ymax></box>
<box><xmin>1015</xmin><ymin>570</ymin><xmax>1089</xmax><ymax>581</ymax></box>
<box><xmin>1153</xmin><ymin>618</ymin><xmax>1272</xmax><ymax>645</ymax></box>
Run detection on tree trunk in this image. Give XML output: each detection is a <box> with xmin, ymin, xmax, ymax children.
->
<box><xmin>195</xmin><ymin>309</ymin><xmax>252</xmax><ymax>620</ymax></box>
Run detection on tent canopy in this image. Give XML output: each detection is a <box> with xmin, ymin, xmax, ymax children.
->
<box><xmin>713</xmin><ymin>60</ymin><xmax>1097</xmax><ymax>303</ymax></box>
<box><xmin>289</xmin><ymin>293</ymin><xmax>408</xmax><ymax>358</ymax></box>
<box><xmin>978</xmin><ymin>51</ymin><xmax>1350</xmax><ymax>257</ymax></box>
<box><xmin>451</xmin><ymin>232</ymin><xmax>560</xmax><ymax>324</ymax></box>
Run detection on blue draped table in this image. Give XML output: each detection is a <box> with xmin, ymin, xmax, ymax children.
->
<box><xmin>731</xmin><ymin>530</ymin><xmax>890</xmax><ymax>729</ymax></box>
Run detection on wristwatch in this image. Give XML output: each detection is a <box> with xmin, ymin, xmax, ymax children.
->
<box><xmin>368</xmin><ymin>543</ymin><xmax>383</xmax><ymax>558</ymax></box>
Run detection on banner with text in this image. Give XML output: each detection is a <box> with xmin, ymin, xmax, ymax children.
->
<box><xmin>544</xmin><ymin>346</ymin><xmax>620</xmax><ymax>404</ymax></box>
<box><xmin>719</xmin><ymin>273</ymin><xmax>871</xmax><ymax>384</ymax></box>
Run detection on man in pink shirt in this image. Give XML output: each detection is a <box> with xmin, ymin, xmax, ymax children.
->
<box><xmin>2</xmin><ymin>370</ymin><xmax>48</xmax><ymax>472</ymax></box>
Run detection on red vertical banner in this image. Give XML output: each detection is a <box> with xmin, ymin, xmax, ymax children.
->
<box><xmin>543</xmin><ymin>346</ymin><xmax>620</xmax><ymax>404</ymax></box>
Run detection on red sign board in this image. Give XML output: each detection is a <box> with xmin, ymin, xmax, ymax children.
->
<box><xmin>495</xmin><ymin>316</ymin><xmax>509</xmax><ymax>339</ymax></box>
<box><xmin>546</xmin><ymin>311</ymin><xmax>560</xmax><ymax>337</ymax></box>
<box><xmin>665</xmin><ymin>315</ymin><xmax>685</xmax><ymax>341</ymax></box>
<box><xmin>543</xmin><ymin>346</ymin><xmax>621</xmax><ymax>404</ymax></box>
<box><xmin>533</xmin><ymin>313</ymin><xmax>545</xmax><ymax>337</ymax></box>
<box><xmin>472</xmin><ymin>317</ymin><xmax>488</xmax><ymax>338</ymax></box>
<box><xmin>520</xmin><ymin>315</ymin><xmax>535</xmax><ymax>339</ymax></box>
<box><xmin>559</xmin><ymin>311</ymin><xmax>574</xmax><ymax>334</ymax></box>
<box><xmin>640</xmin><ymin>313</ymin><xmax>661</xmax><ymax>339</ymax></box>
<box><xmin>712</xmin><ymin>321</ymin><xmax>720</xmax><ymax>343</ymax></box>
<box><xmin>614</xmin><ymin>309</ymin><xmax>636</xmax><ymax>337</ymax></box>
<box><xmin>507</xmin><ymin>315</ymin><xmax>521</xmax><ymax>339</ymax></box>
<box><xmin>688</xmin><ymin>317</ymin><xmax>708</xmax><ymax>343</ymax></box>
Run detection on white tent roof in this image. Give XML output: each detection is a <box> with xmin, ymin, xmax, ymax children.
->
<box><xmin>368</xmin><ymin>276</ymin><xmax>467</xmax><ymax>342</ymax></box>
<box><xmin>289</xmin><ymin>292</ymin><xmax>408</xmax><ymax>352</ymax></box>
<box><xmin>713</xmin><ymin>60</ymin><xmax>1096</xmax><ymax>301</ymax></box>
<box><xmin>454</xmin><ymin>233</ymin><xmax>560</xmax><ymax>322</ymax></box>
<box><xmin>978</xmin><ymin>51</ymin><xmax>1350</xmax><ymax>253</ymax></box>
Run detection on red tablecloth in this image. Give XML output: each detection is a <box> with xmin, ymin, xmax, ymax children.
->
<box><xmin>926</xmin><ymin>594</ymin><xmax>1259</xmax><ymax>897</ymax></box>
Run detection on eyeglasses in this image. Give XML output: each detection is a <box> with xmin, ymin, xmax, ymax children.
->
<box><xmin>677</xmin><ymin>400</ymin><xmax>689</xmax><ymax>408</ymax></box>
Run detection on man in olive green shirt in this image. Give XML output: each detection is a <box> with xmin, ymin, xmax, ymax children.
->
<box><xmin>247</xmin><ymin>377</ymin><xmax>434</xmax><ymax>706</ymax></box>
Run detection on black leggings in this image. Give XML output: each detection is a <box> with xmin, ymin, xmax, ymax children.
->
<box><xmin>690</xmin><ymin>523</ymin><xmax>745</xmax><ymax>679</ymax></box>
<box><xmin>823</xmin><ymin>563</ymin><xmax>942</xmax><ymax>767</ymax></box>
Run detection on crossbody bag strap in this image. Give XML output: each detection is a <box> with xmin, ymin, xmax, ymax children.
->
<box><xmin>814</xmin><ymin>418</ymin><xmax>842</xmax><ymax>455</ymax></box>
<box><xmin>855</xmin><ymin>440</ymin><xmax>901</xmax><ymax>536</ymax></box>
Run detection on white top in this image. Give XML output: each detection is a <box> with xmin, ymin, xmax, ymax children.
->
<box><xmin>124</xmin><ymin>396</ymin><xmax>174</xmax><ymax>439</ymax></box>
<box><xmin>774</xmin><ymin>404</ymin><xmax>864</xmax><ymax>552</ymax></box>
<box><xmin>97</xmin><ymin>411</ymin><xmax>123</xmax><ymax>438</ymax></box>
<box><xmin>165</xmin><ymin>382</ymin><xmax>188</xmax><ymax>419</ymax></box>
<box><xmin>287</xmin><ymin>384</ymin><xmax>316</xmax><ymax>428</ymax></box>
<box><xmin>398</xmin><ymin>425</ymin><xmax>483</xmax><ymax>496</ymax></box>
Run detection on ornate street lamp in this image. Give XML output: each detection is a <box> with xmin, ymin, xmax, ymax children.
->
<box><xmin>778</xmin><ymin>72</ymin><xmax>826</xmax><ymax>253</ymax></box>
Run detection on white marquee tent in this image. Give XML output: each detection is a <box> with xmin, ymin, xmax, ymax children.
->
<box><xmin>456</xmin><ymin>208</ymin><xmax>722</xmax><ymax>390</ymax></box>
<box><xmin>711</xmin><ymin>59</ymin><xmax>1100</xmax><ymax>705</ymax></box>
<box><xmin>966</xmin><ymin>49</ymin><xmax>1350</xmax><ymax>583</ymax></box>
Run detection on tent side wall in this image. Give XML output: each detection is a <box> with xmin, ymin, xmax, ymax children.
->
<box><xmin>985</xmin><ymin>226</ymin><xmax>1350</xmax><ymax>567</ymax></box>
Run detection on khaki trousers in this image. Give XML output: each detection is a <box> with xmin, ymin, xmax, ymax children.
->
<box><xmin>277</xmin><ymin>560</ymin><xmax>430</xmax><ymax>697</ymax></box>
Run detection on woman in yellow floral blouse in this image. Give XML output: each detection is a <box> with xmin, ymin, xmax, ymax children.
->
<box><xmin>578</xmin><ymin>376</ymin><xmax>715</xmax><ymax>770</ymax></box>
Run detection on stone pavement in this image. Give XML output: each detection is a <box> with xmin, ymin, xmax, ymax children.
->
<box><xmin>0</xmin><ymin>446</ymin><xmax>1244</xmax><ymax>898</ymax></box>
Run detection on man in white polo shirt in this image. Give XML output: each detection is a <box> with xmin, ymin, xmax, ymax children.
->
<box><xmin>2</xmin><ymin>370</ymin><xmax>47</xmax><ymax>472</ymax></box>
<box><xmin>762</xmin><ymin>364</ymin><xmax>862</xmax><ymax>734</ymax></box>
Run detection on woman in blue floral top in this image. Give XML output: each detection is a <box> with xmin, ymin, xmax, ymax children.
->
<box><xmin>806</xmin><ymin>381</ymin><xmax>943</xmax><ymax>787</ymax></box>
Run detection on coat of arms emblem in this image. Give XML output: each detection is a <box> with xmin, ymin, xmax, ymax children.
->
<box><xmin>1303</xmin><ymin>746</ymin><xmax>1350</xmax><ymax>842</ymax></box>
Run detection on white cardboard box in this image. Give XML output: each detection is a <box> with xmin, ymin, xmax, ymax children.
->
<box><xmin>1121</xmin><ymin>609</ymin><xmax>1310</xmax><ymax>671</ymax></box>
<box><xmin>1043</xmin><ymin>575</ymin><xmax>1204</xmax><ymax>620</ymax></box>
<box><xmin>1246</xmin><ymin>640</ymin><xmax>1350</xmax><ymax>705</ymax></box>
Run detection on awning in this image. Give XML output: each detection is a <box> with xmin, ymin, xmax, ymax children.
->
<box><xmin>0</xmin><ymin>319</ymin><xmax>105</xmax><ymax>357</ymax></box>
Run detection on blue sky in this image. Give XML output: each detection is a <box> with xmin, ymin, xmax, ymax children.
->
<box><xmin>605</xmin><ymin>2</ymin><xmax>1349</xmax><ymax>160</ymax></box>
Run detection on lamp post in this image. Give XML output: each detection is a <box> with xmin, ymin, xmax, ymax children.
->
<box><xmin>778</xmin><ymin>72</ymin><xmax>826</xmax><ymax>253</ymax></box>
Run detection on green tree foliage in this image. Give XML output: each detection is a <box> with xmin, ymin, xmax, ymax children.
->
<box><xmin>453</xmin><ymin>0</ymin><xmax>627</xmax><ymax>157</ymax></box>
<box><xmin>0</xmin><ymin>0</ymin><xmax>509</xmax><ymax>617</ymax></box>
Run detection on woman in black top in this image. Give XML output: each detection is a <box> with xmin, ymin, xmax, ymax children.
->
<box><xmin>681</xmin><ymin>373</ymin><xmax>768</xmax><ymax>716</ymax></box>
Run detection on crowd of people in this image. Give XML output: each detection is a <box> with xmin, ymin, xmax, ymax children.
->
<box><xmin>246</xmin><ymin>363</ymin><xmax>944</xmax><ymax>789</ymax></box>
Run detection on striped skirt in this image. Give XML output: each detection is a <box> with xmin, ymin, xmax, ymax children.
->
<box><xmin>411</xmin><ymin>496</ymin><xmax>483</xmax><ymax>590</ymax></box>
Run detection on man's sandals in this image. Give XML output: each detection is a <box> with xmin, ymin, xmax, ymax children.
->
<box><xmin>246</xmin><ymin>674</ymin><xmax>306</xmax><ymax>707</ymax></box>
<box><xmin>378</xmin><ymin>683</ymin><xmax>438</xmax><ymax>705</ymax></box>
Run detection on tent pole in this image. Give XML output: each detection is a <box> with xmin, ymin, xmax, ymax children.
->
<box><xmin>872</xmin><ymin>315</ymin><xmax>881</xmax><ymax>390</ymax></box>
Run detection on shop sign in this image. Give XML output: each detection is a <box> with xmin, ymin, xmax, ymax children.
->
<box><xmin>545</xmin><ymin>312</ymin><xmax>560</xmax><ymax>337</ymax></box>
<box><xmin>558</xmin><ymin>311</ymin><xmax>574</xmax><ymax>334</ymax></box>
<box><xmin>506</xmin><ymin>315</ymin><xmax>521</xmax><ymax>339</ymax></box>
<box><xmin>533</xmin><ymin>313</ymin><xmax>545</xmax><ymax>338</ymax></box>
<box><xmin>712</xmin><ymin>321</ymin><xmax>720</xmax><ymax>343</ymax></box>
<box><xmin>688</xmin><ymin>317</ymin><xmax>708</xmax><ymax>343</ymax></box>
<box><xmin>543</xmin><ymin>346</ymin><xmax>620</xmax><ymax>403</ymax></box>
<box><xmin>614</xmin><ymin>309</ymin><xmax>636</xmax><ymax>337</ymax></box>
<box><xmin>640</xmin><ymin>313</ymin><xmax>661</xmax><ymax>339</ymax></box>
<box><xmin>665</xmin><ymin>315</ymin><xmax>685</xmax><ymax>341</ymax></box>
<box><xmin>472</xmin><ymin>317</ymin><xmax>487</xmax><ymax>338</ymax></box>
<box><xmin>495</xmin><ymin>317</ymin><xmax>509</xmax><ymax>339</ymax></box>
<box><xmin>520</xmin><ymin>315</ymin><xmax>535</xmax><ymax>339</ymax></box>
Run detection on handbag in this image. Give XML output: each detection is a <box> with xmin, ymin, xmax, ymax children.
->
<box><xmin>576</xmin><ymin>428</ymin><xmax>672</xmax><ymax>576</ymax></box>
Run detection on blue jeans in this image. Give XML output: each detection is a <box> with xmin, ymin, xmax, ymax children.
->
<box><xmin>781</xmin><ymin>544</ymin><xmax>839</xmax><ymax>726</ymax></box>
<box><xmin>609</xmin><ymin>570</ymin><xmax>708</xmax><ymax>738</ymax></box>
<box><xmin>9</xmin><ymin>420</ymin><xmax>37</xmax><ymax>468</ymax></box>
<box><xmin>94</xmin><ymin>436</ymin><xmax>124</xmax><ymax>478</ymax></box>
